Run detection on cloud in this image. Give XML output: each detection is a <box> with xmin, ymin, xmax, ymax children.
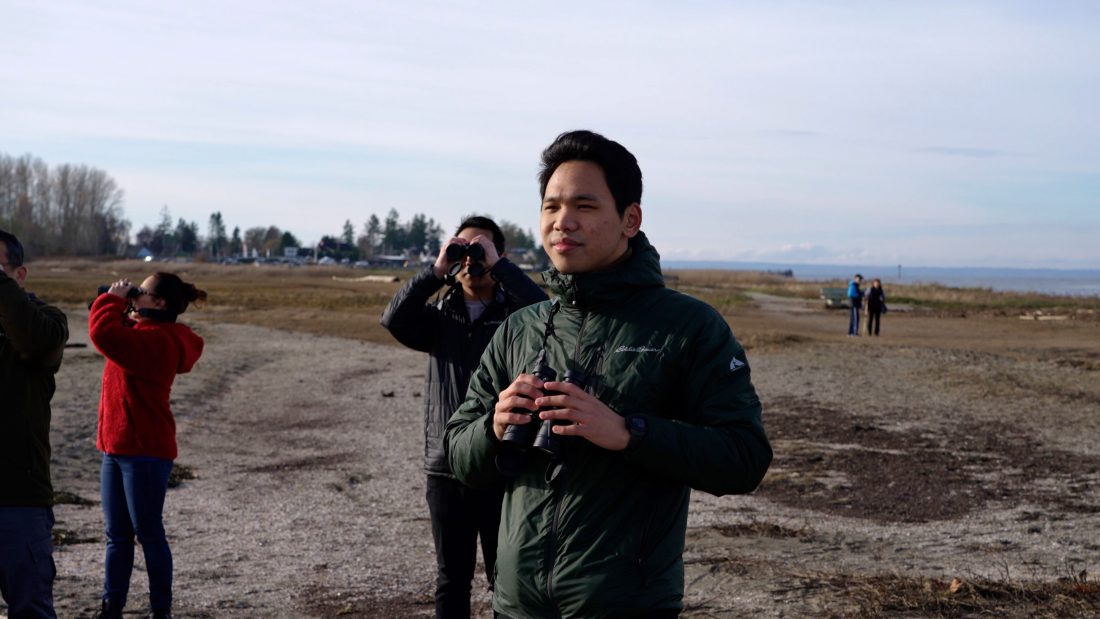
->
<box><xmin>2</xmin><ymin>1</ymin><xmax>1098</xmax><ymax>268</ymax></box>
<box><xmin>914</xmin><ymin>147</ymin><xmax>1017</xmax><ymax>158</ymax></box>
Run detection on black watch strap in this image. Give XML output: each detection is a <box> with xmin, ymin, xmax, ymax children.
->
<box><xmin>624</xmin><ymin>415</ymin><xmax>648</xmax><ymax>452</ymax></box>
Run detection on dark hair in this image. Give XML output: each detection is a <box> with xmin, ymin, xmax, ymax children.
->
<box><xmin>457</xmin><ymin>216</ymin><xmax>505</xmax><ymax>255</ymax></box>
<box><xmin>151</xmin><ymin>272</ymin><xmax>207</xmax><ymax>315</ymax></box>
<box><xmin>0</xmin><ymin>229</ymin><xmax>25</xmax><ymax>267</ymax></box>
<box><xmin>538</xmin><ymin>130</ymin><xmax>643</xmax><ymax>216</ymax></box>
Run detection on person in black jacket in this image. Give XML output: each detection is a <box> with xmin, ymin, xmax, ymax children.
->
<box><xmin>0</xmin><ymin>229</ymin><xmax>68</xmax><ymax>619</ymax></box>
<box><xmin>380</xmin><ymin>216</ymin><xmax>547</xmax><ymax>619</ymax></box>
<box><xmin>865</xmin><ymin>278</ymin><xmax>887</xmax><ymax>336</ymax></box>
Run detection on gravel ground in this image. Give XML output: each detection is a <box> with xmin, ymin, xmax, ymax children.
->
<box><xmin>13</xmin><ymin>295</ymin><xmax>1100</xmax><ymax>617</ymax></box>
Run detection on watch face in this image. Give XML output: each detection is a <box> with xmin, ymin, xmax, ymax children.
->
<box><xmin>629</xmin><ymin>416</ymin><xmax>647</xmax><ymax>434</ymax></box>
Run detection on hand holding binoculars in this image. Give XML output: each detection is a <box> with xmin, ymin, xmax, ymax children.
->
<box><xmin>500</xmin><ymin>364</ymin><xmax>589</xmax><ymax>460</ymax></box>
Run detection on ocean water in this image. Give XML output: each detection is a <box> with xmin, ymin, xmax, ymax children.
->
<box><xmin>663</xmin><ymin>261</ymin><xmax>1100</xmax><ymax>298</ymax></box>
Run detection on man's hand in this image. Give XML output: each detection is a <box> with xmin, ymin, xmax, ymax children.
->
<box><xmin>432</xmin><ymin>238</ymin><xmax>465</xmax><ymax>279</ymax></box>
<box><xmin>536</xmin><ymin>381</ymin><xmax>631</xmax><ymax>451</ymax></box>
<box><xmin>492</xmin><ymin>373</ymin><xmax>545</xmax><ymax>441</ymax></box>
<box><xmin>469</xmin><ymin>235</ymin><xmax>500</xmax><ymax>269</ymax></box>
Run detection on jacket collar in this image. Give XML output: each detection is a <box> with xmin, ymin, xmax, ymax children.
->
<box><xmin>541</xmin><ymin>231</ymin><xmax>665</xmax><ymax>308</ymax></box>
<box><xmin>443</xmin><ymin>282</ymin><xmax>506</xmax><ymax>322</ymax></box>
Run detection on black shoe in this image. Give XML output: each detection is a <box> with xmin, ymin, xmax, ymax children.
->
<box><xmin>93</xmin><ymin>599</ymin><xmax>123</xmax><ymax>619</ymax></box>
<box><xmin>151</xmin><ymin>610</ymin><xmax>173</xmax><ymax>619</ymax></box>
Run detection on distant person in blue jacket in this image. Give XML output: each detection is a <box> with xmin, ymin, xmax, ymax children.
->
<box><xmin>847</xmin><ymin>274</ymin><xmax>864</xmax><ymax>336</ymax></box>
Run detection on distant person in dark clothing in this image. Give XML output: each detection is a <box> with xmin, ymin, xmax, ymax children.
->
<box><xmin>0</xmin><ymin>229</ymin><xmax>68</xmax><ymax>619</ymax></box>
<box><xmin>865</xmin><ymin>278</ymin><xmax>887</xmax><ymax>336</ymax></box>
<box><xmin>847</xmin><ymin>274</ymin><xmax>864</xmax><ymax>336</ymax></box>
<box><xmin>380</xmin><ymin>216</ymin><xmax>547</xmax><ymax>619</ymax></box>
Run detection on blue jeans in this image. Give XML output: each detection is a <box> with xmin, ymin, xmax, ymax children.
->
<box><xmin>0</xmin><ymin>506</ymin><xmax>56</xmax><ymax>619</ymax></box>
<box><xmin>848</xmin><ymin>303</ymin><xmax>861</xmax><ymax>335</ymax></box>
<box><xmin>100</xmin><ymin>453</ymin><xmax>174</xmax><ymax>612</ymax></box>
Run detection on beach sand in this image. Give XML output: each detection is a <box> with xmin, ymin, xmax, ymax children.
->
<box><xmin>34</xmin><ymin>293</ymin><xmax>1100</xmax><ymax>617</ymax></box>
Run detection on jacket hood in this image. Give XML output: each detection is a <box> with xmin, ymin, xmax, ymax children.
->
<box><xmin>160</xmin><ymin>322</ymin><xmax>204</xmax><ymax>374</ymax></box>
<box><xmin>541</xmin><ymin>231</ymin><xmax>665</xmax><ymax>307</ymax></box>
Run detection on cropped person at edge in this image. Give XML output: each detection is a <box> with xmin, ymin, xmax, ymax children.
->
<box><xmin>381</xmin><ymin>216</ymin><xmax>547</xmax><ymax>618</ymax></box>
<box><xmin>444</xmin><ymin>130</ymin><xmax>772</xmax><ymax>618</ymax></box>
<box><xmin>0</xmin><ymin>229</ymin><xmax>68</xmax><ymax>619</ymax></box>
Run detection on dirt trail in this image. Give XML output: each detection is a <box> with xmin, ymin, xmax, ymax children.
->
<box><xmin>25</xmin><ymin>298</ymin><xmax>1100</xmax><ymax>617</ymax></box>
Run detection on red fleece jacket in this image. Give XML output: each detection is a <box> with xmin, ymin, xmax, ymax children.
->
<box><xmin>89</xmin><ymin>294</ymin><xmax>204</xmax><ymax>460</ymax></box>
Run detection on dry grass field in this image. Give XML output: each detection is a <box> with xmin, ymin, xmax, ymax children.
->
<box><xmin>14</xmin><ymin>258</ymin><xmax>1100</xmax><ymax>617</ymax></box>
<box><xmin>30</xmin><ymin>259</ymin><xmax>1098</xmax><ymax>342</ymax></box>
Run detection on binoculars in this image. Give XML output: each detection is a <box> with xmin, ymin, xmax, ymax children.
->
<box><xmin>96</xmin><ymin>285</ymin><xmax>141</xmax><ymax>300</ymax></box>
<box><xmin>500</xmin><ymin>364</ymin><xmax>589</xmax><ymax>461</ymax></box>
<box><xmin>445</xmin><ymin>242</ymin><xmax>485</xmax><ymax>263</ymax></box>
<box><xmin>445</xmin><ymin>242</ymin><xmax>487</xmax><ymax>278</ymax></box>
<box><xmin>89</xmin><ymin>285</ymin><xmax>140</xmax><ymax>310</ymax></box>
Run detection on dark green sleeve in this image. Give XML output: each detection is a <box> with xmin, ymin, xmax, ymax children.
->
<box><xmin>0</xmin><ymin>273</ymin><xmax>68</xmax><ymax>369</ymax></box>
<box><xmin>624</xmin><ymin>308</ymin><xmax>772</xmax><ymax>496</ymax></box>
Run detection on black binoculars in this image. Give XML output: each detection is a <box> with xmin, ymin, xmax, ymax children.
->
<box><xmin>89</xmin><ymin>285</ymin><xmax>140</xmax><ymax>310</ymax></box>
<box><xmin>96</xmin><ymin>285</ymin><xmax>141</xmax><ymax>300</ymax></box>
<box><xmin>446</xmin><ymin>242</ymin><xmax>487</xmax><ymax>278</ymax></box>
<box><xmin>445</xmin><ymin>242</ymin><xmax>485</xmax><ymax>262</ymax></box>
<box><xmin>500</xmin><ymin>364</ymin><xmax>588</xmax><ymax>461</ymax></box>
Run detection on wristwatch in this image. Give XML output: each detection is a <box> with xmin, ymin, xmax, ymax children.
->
<box><xmin>624</xmin><ymin>415</ymin><xmax>648</xmax><ymax>452</ymax></box>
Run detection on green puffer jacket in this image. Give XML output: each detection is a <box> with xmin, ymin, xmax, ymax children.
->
<box><xmin>445</xmin><ymin>232</ymin><xmax>772</xmax><ymax>618</ymax></box>
<box><xmin>0</xmin><ymin>271</ymin><xmax>68</xmax><ymax>507</ymax></box>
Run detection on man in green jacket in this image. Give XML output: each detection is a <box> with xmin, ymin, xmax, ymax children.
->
<box><xmin>0</xmin><ymin>229</ymin><xmax>68</xmax><ymax>619</ymax></box>
<box><xmin>445</xmin><ymin>131</ymin><xmax>772</xmax><ymax>618</ymax></box>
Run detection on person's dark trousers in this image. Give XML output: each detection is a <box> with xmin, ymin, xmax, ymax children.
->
<box><xmin>100</xmin><ymin>453</ymin><xmax>174</xmax><ymax>614</ymax></box>
<box><xmin>848</xmin><ymin>303</ymin><xmax>861</xmax><ymax>335</ymax></box>
<box><xmin>426</xmin><ymin>475</ymin><xmax>503</xmax><ymax>619</ymax></box>
<box><xmin>867</xmin><ymin>310</ymin><xmax>881</xmax><ymax>336</ymax></box>
<box><xmin>0</xmin><ymin>506</ymin><xmax>57</xmax><ymax>619</ymax></box>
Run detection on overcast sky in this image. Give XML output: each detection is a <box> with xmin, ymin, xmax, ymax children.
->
<box><xmin>2</xmin><ymin>1</ymin><xmax>1097</xmax><ymax>268</ymax></box>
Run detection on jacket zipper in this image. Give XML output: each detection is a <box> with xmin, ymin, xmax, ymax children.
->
<box><xmin>545</xmin><ymin>308</ymin><xmax>591</xmax><ymax>611</ymax></box>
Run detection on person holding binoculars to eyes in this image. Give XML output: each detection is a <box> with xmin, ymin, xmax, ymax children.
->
<box><xmin>88</xmin><ymin>273</ymin><xmax>206</xmax><ymax>619</ymax></box>
<box><xmin>445</xmin><ymin>131</ymin><xmax>772</xmax><ymax>618</ymax></box>
<box><xmin>0</xmin><ymin>229</ymin><xmax>68</xmax><ymax>619</ymax></box>
<box><xmin>381</xmin><ymin>216</ymin><xmax>547</xmax><ymax>619</ymax></box>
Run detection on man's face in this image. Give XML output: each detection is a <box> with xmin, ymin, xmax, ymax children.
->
<box><xmin>0</xmin><ymin>246</ymin><xmax>27</xmax><ymax>287</ymax></box>
<box><xmin>541</xmin><ymin>160</ymin><xmax>641</xmax><ymax>274</ymax></box>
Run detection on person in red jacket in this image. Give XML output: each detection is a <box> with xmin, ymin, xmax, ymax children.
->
<box><xmin>88</xmin><ymin>272</ymin><xmax>206</xmax><ymax>619</ymax></box>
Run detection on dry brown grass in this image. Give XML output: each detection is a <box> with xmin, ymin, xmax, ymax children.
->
<box><xmin>669</xmin><ymin>267</ymin><xmax>1099</xmax><ymax>318</ymax></box>
<box><xmin>838</xmin><ymin>573</ymin><xmax>1100</xmax><ymax>618</ymax></box>
<box><xmin>27</xmin><ymin>259</ymin><xmax>1098</xmax><ymax>347</ymax></box>
<box><xmin>31</xmin><ymin>259</ymin><xmax>411</xmax><ymax>344</ymax></box>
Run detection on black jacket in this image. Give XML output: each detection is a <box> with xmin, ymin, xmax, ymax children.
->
<box><xmin>381</xmin><ymin>259</ymin><xmax>547</xmax><ymax>477</ymax></box>
<box><xmin>0</xmin><ymin>271</ymin><xmax>68</xmax><ymax>507</ymax></box>
<box><xmin>866</xmin><ymin>286</ymin><xmax>887</xmax><ymax>313</ymax></box>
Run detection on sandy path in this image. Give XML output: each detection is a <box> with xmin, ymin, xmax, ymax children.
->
<box><xmin>22</xmin><ymin>298</ymin><xmax>1100</xmax><ymax>617</ymax></box>
<box><xmin>48</xmin><ymin>312</ymin><xmax>469</xmax><ymax>617</ymax></box>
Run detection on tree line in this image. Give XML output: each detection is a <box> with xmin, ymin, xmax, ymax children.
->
<box><xmin>0</xmin><ymin>153</ymin><xmax>130</xmax><ymax>257</ymax></box>
<box><xmin>1</xmin><ymin>151</ymin><xmax>539</xmax><ymax>263</ymax></box>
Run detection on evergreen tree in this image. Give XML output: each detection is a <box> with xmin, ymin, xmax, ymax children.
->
<box><xmin>229</xmin><ymin>226</ymin><xmax>242</xmax><ymax>256</ymax></box>
<box><xmin>207</xmin><ymin>211</ymin><xmax>228</xmax><ymax>257</ymax></box>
